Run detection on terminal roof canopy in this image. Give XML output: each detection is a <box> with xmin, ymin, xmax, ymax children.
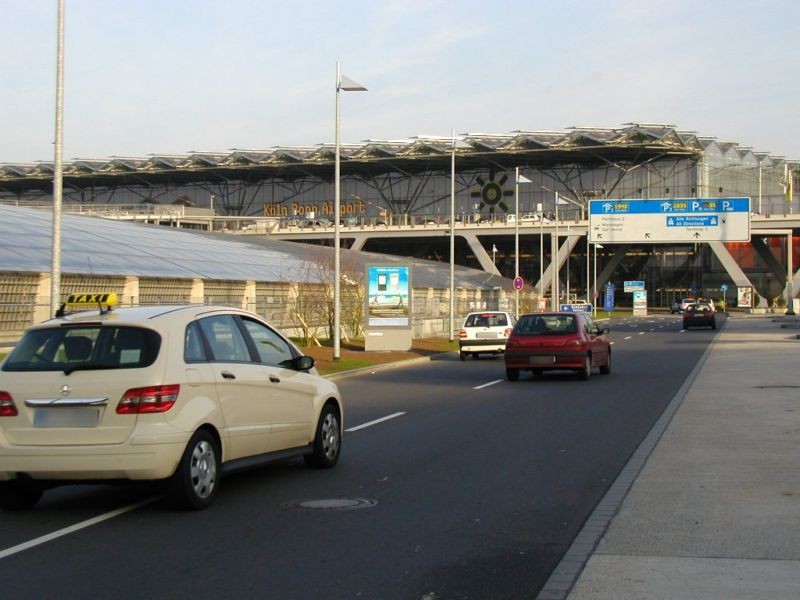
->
<box><xmin>1</xmin><ymin>123</ymin><xmax>795</xmax><ymax>195</ymax></box>
<box><xmin>0</xmin><ymin>205</ymin><xmax>510</xmax><ymax>290</ymax></box>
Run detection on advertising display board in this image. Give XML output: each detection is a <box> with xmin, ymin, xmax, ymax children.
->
<box><xmin>367</xmin><ymin>265</ymin><xmax>410</xmax><ymax>326</ymax></box>
<box><xmin>365</xmin><ymin>264</ymin><xmax>412</xmax><ymax>351</ymax></box>
<box><xmin>737</xmin><ymin>286</ymin><xmax>753</xmax><ymax>308</ymax></box>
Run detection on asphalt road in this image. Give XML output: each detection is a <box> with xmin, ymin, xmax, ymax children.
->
<box><xmin>0</xmin><ymin>313</ymin><xmax>721</xmax><ymax>600</ymax></box>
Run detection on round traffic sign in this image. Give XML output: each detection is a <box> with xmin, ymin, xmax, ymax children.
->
<box><xmin>513</xmin><ymin>276</ymin><xmax>524</xmax><ymax>291</ymax></box>
<box><xmin>720</xmin><ymin>284</ymin><xmax>728</xmax><ymax>292</ymax></box>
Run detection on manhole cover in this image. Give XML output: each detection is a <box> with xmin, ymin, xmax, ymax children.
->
<box><xmin>281</xmin><ymin>497</ymin><xmax>378</xmax><ymax>510</ymax></box>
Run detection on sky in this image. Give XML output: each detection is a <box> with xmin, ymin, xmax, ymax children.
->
<box><xmin>1</xmin><ymin>0</ymin><xmax>798</xmax><ymax>164</ymax></box>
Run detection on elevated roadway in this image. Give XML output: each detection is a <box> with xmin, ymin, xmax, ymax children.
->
<box><xmin>253</xmin><ymin>214</ymin><xmax>800</xmax><ymax>301</ymax></box>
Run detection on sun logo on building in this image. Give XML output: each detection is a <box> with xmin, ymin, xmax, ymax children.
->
<box><xmin>471</xmin><ymin>172</ymin><xmax>514</xmax><ymax>216</ymax></box>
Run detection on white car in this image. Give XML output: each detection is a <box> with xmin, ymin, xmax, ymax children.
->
<box><xmin>458</xmin><ymin>311</ymin><xmax>516</xmax><ymax>360</ymax></box>
<box><xmin>0</xmin><ymin>294</ymin><xmax>343</xmax><ymax>510</ymax></box>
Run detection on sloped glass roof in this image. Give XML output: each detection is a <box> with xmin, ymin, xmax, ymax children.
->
<box><xmin>0</xmin><ymin>205</ymin><xmax>509</xmax><ymax>290</ymax></box>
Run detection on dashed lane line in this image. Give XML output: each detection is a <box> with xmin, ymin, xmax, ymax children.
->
<box><xmin>473</xmin><ymin>379</ymin><xmax>504</xmax><ymax>390</ymax></box>
<box><xmin>0</xmin><ymin>496</ymin><xmax>159</xmax><ymax>560</ymax></box>
<box><xmin>346</xmin><ymin>412</ymin><xmax>406</xmax><ymax>432</ymax></box>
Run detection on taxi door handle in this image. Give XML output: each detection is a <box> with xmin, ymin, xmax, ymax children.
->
<box><xmin>221</xmin><ymin>370</ymin><xmax>236</xmax><ymax>380</ymax></box>
<box><xmin>269</xmin><ymin>375</ymin><xmax>280</xmax><ymax>383</ymax></box>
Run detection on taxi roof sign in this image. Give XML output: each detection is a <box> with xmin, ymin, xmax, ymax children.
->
<box><xmin>65</xmin><ymin>292</ymin><xmax>118</xmax><ymax>309</ymax></box>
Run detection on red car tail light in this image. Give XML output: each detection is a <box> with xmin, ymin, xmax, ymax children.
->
<box><xmin>117</xmin><ymin>384</ymin><xmax>180</xmax><ymax>414</ymax></box>
<box><xmin>566</xmin><ymin>338</ymin><xmax>586</xmax><ymax>348</ymax></box>
<box><xmin>0</xmin><ymin>391</ymin><xmax>18</xmax><ymax>417</ymax></box>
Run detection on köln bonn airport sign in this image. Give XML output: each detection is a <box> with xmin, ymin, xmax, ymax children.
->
<box><xmin>588</xmin><ymin>198</ymin><xmax>750</xmax><ymax>243</ymax></box>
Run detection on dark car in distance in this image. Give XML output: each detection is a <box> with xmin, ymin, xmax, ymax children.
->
<box><xmin>504</xmin><ymin>312</ymin><xmax>611</xmax><ymax>381</ymax></box>
<box><xmin>682</xmin><ymin>303</ymin><xmax>716</xmax><ymax>329</ymax></box>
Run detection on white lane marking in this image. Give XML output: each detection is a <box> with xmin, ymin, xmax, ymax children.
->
<box><xmin>0</xmin><ymin>496</ymin><xmax>158</xmax><ymax>560</ymax></box>
<box><xmin>474</xmin><ymin>379</ymin><xmax>503</xmax><ymax>390</ymax></box>
<box><xmin>638</xmin><ymin>332</ymin><xmax>645</xmax><ymax>335</ymax></box>
<box><xmin>346</xmin><ymin>412</ymin><xmax>406</xmax><ymax>432</ymax></box>
<box><xmin>624</xmin><ymin>336</ymin><xmax>632</xmax><ymax>340</ymax></box>
<box><xmin>610</xmin><ymin>341</ymin><xmax>616</xmax><ymax>345</ymax></box>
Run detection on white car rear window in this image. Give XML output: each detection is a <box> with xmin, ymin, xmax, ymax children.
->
<box><xmin>465</xmin><ymin>313</ymin><xmax>508</xmax><ymax>327</ymax></box>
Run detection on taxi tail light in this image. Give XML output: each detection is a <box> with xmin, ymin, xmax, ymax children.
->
<box><xmin>503</xmin><ymin>327</ymin><xmax>513</xmax><ymax>337</ymax></box>
<box><xmin>0</xmin><ymin>391</ymin><xmax>18</xmax><ymax>417</ymax></box>
<box><xmin>458</xmin><ymin>328</ymin><xmax>467</xmax><ymax>339</ymax></box>
<box><xmin>117</xmin><ymin>384</ymin><xmax>180</xmax><ymax>414</ymax></box>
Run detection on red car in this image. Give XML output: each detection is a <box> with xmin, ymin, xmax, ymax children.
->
<box><xmin>504</xmin><ymin>312</ymin><xmax>611</xmax><ymax>381</ymax></box>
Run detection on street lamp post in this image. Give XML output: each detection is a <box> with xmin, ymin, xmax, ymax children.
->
<box><xmin>449</xmin><ymin>129</ymin><xmax>456</xmax><ymax>341</ymax></box>
<box><xmin>551</xmin><ymin>193</ymin><xmax>568</xmax><ymax>310</ymax></box>
<box><xmin>514</xmin><ymin>168</ymin><xmax>532</xmax><ymax>316</ymax></box>
<box><xmin>538</xmin><ymin>202</ymin><xmax>544</xmax><ymax>307</ymax></box>
<box><xmin>787</xmin><ymin>231</ymin><xmax>795</xmax><ymax>315</ymax></box>
<box><xmin>566</xmin><ymin>224</ymin><xmax>571</xmax><ymax>303</ymax></box>
<box><xmin>334</xmin><ymin>61</ymin><xmax>366</xmax><ymax>360</ymax></box>
<box><xmin>50</xmin><ymin>0</ymin><xmax>65</xmax><ymax>317</ymax></box>
<box><xmin>594</xmin><ymin>243</ymin><xmax>603</xmax><ymax>317</ymax></box>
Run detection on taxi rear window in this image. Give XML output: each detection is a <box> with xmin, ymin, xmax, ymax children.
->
<box><xmin>2</xmin><ymin>326</ymin><xmax>161</xmax><ymax>372</ymax></box>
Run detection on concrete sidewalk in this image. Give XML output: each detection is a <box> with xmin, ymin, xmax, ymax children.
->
<box><xmin>539</xmin><ymin>315</ymin><xmax>800</xmax><ymax>600</ymax></box>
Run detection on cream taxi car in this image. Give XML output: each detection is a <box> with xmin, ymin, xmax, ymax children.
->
<box><xmin>0</xmin><ymin>294</ymin><xmax>343</xmax><ymax>510</ymax></box>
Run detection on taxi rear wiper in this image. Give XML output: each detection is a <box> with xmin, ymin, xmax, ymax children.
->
<box><xmin>63</xmin><ymin>363</ymin><xmax>118</xmax><ymax>375</ymax></box>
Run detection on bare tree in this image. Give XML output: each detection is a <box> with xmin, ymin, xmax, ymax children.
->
<box><xmin>294</xmin><ymin>246</ymin><xmax>364</xmax><ymax>346</ymax></box>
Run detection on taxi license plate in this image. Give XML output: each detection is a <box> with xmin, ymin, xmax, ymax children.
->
<box><xmin>476</xmin><ymin>332</ymin><xmax>497</xmax><ymax>339</ymax></box>
<box><xmin>34</xmin><ymin>407</ymin><xmax>100</xmax><ymax>428</ymax></box>
<box><xmin>529</xmin><ymin>356</ymin><xmax>555</xmax><ymax>365</ymax></box>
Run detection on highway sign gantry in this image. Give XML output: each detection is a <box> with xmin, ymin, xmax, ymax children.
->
<box><xmin>588</xmin><ymin>198</ymin><xmax>751</xmax><ymax>243</ymax></box>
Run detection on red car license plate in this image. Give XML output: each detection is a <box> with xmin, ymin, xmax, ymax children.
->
<box><xmin>529</xmin><ymin>355</ymin><xmax>555</xmax><ymax>365</ymax></box>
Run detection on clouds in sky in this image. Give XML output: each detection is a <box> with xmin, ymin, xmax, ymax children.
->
<box><xmin>1</xmin><ymin>0</ymin><xmax>797</xmax><ymax>163</ymax></box>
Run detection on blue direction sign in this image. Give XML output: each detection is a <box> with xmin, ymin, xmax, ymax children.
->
<box><xmin>560</xmin><ymin>303</ymin><xmax>593</xmax><ymax>313</ymax></box>
<box><xmin>623</xmin><ymin>280</ymin><xmax>645</xmax><ymax>292</ymax></box>
<box><xmin>605</xmin><ymin>284</ymin><xmax>615</xmax><ymax>312</ymax></box>
<box><xmin>589</xmin><ymin>197</ymin><xmax>750</xmax><ymax>243</ymax></box>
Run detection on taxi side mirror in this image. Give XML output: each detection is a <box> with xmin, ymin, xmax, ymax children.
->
<box><xmin>293</xmin><ymin>355</ymin><xmax>315</xmax><ymax>371</ymax></box>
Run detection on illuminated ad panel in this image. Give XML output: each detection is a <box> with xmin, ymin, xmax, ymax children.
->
<box><xmin>366</xmin><ymin>264</ymin><xmax>411</xmax><ymax>327</ymax></box>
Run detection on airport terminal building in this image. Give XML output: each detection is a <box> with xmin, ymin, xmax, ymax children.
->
<box><xmin>1</xmin><ymin>122</ymin><xmax>798</xmax><ymax>336</ymax></box>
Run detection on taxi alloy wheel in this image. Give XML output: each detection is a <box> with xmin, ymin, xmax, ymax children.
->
<box><xmin>168</xmin><ymin>429</ymin><xmax>220</xmax><ymax>510</ymax></box>
<box><xmin>305</xmin><ymin>405</ymin><xmax>341</xmax><ymax>469</ymax></box>
<box><xmin>0</xmin><ymin>480</ymin><xmax>44</xmax><ymax>511</ymax></box>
